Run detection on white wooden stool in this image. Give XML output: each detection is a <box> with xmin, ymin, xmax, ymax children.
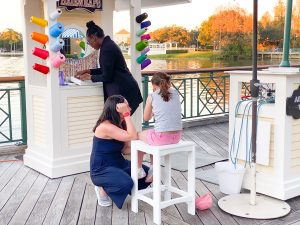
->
<box><xmin>131</xmin><ymin>140</ymin><xmax>196</xmax><ymax>225</ymax></box>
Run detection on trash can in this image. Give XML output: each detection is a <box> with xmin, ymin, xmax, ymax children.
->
<box><xmin>215</xmin><ymin>162</ymin><xmax>245</xmax><ymax>194</ymax></box>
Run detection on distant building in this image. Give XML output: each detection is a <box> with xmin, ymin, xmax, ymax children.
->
<box><xmin>114</xmin><ymin>29</ymin><xmax>130</xmax><ymax>45</ymax></box>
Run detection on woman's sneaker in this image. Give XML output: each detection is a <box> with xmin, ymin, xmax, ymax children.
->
<box><xmin>138</xmin><ymin>167</ymin><xmax>147</xmax><ymax>179</ymax></box>
<box><xmin>94</xmin><ymin>186</ymin><xmax>112</xmax><ymax>207</ymax></box>
<box><xmin>145</xmin><ymin>165</ymin><xmax>153</xmax><ymax>183</ymax></box>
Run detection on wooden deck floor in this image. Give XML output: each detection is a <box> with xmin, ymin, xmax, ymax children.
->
<box><xmin>0</xmin><ymin>122</ymin><xmax>300</xmax><ymax>225</ymax></box>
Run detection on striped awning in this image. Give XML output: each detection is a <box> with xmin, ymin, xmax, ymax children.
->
<box><xmin>61</xmin><ymin>28</ymin><xmax>85</xmax><ymax>38</ymax></box>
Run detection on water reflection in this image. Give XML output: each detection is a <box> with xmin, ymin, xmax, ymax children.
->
<box><xmin>0</xmin><ymin>56</ymin><xmax>298</xmax><ymax>77</ymax></box>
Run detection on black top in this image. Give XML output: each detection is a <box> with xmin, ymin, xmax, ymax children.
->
<box><xmin>90</xmin><ymin>36</ymin><xmax>143</xmax><ymax>113</ymax></box>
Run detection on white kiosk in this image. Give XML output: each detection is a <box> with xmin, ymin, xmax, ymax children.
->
<box><xmin>21</xmin><ymin>0</ymin><xmax>191</xmax><ymax>178</ymax></box>
<box><xmin>229</xmin><ymin>69</ymin><xmax>300</xmax><ymax>200</ymax></box>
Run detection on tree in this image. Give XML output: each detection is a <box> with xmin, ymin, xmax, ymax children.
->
<box><xmin>258</xmin><ymin>0</ymin><xmax>285</xmax><ymax>48</ymax></box>
<box><xmin>150</xmin><ymin>25</ymin><xmax>191</xmax><ymax>47</ymax></box>
<box><xmin>197</xmin><ymin>6</ymin><xmax>252</xmax><ymax>52</ymax></box>
<box><xmin>189</xmin><ymin>29</ymin><xmax>199</xmax><ymax>47</ymax></box>
<box><xmin>0</xmin><ymin>28</ymin><xmax>23</xmax><ymax>51</ymax></box>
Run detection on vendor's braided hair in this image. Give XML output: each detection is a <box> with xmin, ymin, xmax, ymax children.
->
<box><xmin>86</xmin><ymin>21</ymin><xmax>104</xmax><ymax>38</ymax></box>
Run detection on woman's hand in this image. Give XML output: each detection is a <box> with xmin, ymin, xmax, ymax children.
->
<box><xmin>78</xmin><ymin>73</ymin><xmax>92</xmax><ymax>81</ymax></box>
<box><xmin>75</xmin><ymin>69</ymin><xmax>90</xmax><ymax>78</ymax></box>
<box><xmin>116</xmin><ymin>103</ymin><xmax>130</xmax><ymax>114</ymax></box>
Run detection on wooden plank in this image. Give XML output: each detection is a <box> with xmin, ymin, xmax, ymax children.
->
<box><xmin>139</xmin><ymin>202</ymin><xmax>190</xmax><ymax>225</ymax></box>
<box><xmin>0</xmin><ymin>169</ymin><xmax>39</xmax><ymax>225</ymax></box>
<box><xmin>0</xmin><ymin>156</ymin><xmax>13</xmax><ymax>177</ymax></box>
<box><xmin>182</xmin><ymin>171</ymin><xmax>239</xmax><ymax>225</ymax></box>
<box><xmin>144</xmin><ymin>211</ymin><xmax>157</xmax><ymax>225</ymax></box>
<box><xmin>112</xmin><ymin>202</ymin><xmax>128</xmax><ymax>225</ymax></box>
<box><xmin>0</xmin><ymin>166</ymin><xmax>30</xmax><ymax>210</ymax></box>
<box><xmin>173</xmin><ymin>170</ymin><xmax>220</xmax><ymax>225</ymax></box>
<box><xmin>183</xmin><ymin>130</ymin><xmax>221</xmax><ymax>156</ymax></box>
<box><xmin>290</xmin><ymin>221</ymin><xmax>300</xmax><ymax>225</ymax></box>
<box><xmin>260</xmin><ymin>210</ymin><xmax>300</xmax><ymax>225</ymax></box>
<box><xmin>171</xmin><ymin>170</ymin><xmax>204</xmax><ymax>225</ymax></box>
<box><xmin>60</xmin><ymin>177</ymin><xmax>87</xmax><ymax>225</ymax></box>
<box><xmin>129</xmin><ymin>204</ymin><xmax>146</xmax><ymax>225</ymax></box>
<box><xmin>206</xmin><ymin>124</ymin><xmax>228</xmax><ymax>145</ymax></box>
<box><xmin>0</xmin><ymin>161</ymin><xmax>23</xmax><ymax>191</ymax></box>
<box><xmin>8</xmin><ymin>174</ymin><xmax>48</xmax><ymax>225</ymax></box>
<box><xmin>77</xmin><ymin>184</ymin><xmax>97</xmax><ymax>225</ymax></box>
<box><xmin>200</xmin><ymin>166</ymin><xmax>259</xmax><ymax>225</ymax></box>
<box><xmin>95</xmin><ymin>204</ymin><xmax>112</xmax><ymax>225</ymax></box>
<box><xmin>25</xmin><ymin>178</ymin><xmax>61</xmax><ymax>225</ymax></box>
<box><xmin>193</xmin><ymin>127</ymin><xmax>228</xmax><ymax>157</ymax></box>
<box><xmin>42</xmin><ymin>176</ymin><xmax>75</xmax><ymax>225</ymax></box>
<box><xmin>287</xmin><ymin>197</ymin><xmax>300</xmax><ymax>212</ymax></box>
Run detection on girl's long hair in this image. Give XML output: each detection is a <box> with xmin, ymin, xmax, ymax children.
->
<box><xmin>151</xmin><ymin>72</ymin><xmax>172</xmax><ymax>102</ymax></box>
<box><xmin>93</xmin><ymin>95</ymin><xmax>125</xmax><ymax>132</ymax></box>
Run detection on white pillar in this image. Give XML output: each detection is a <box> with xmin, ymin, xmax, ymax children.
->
<box><xmin>130</xmin><ymin>0</ymin><xmax>142</xmax><ymax>132</ymax></box>
<box><xmin>100</xmin><ymin>0</ymin><xmax>114</xmax><ymax>37</ymax></box>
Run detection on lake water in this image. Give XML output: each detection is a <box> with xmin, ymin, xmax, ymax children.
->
<box><xmin>0</xmin><ymin>55</ymin><xmax>298</xmax><ymax>144</ymax></box>
<box><xmin>1</xmin><ymin>56</ymin><xmax>299</xmax><ymax>77</ymax></box>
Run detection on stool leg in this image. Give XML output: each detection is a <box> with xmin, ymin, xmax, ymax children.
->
<box><xmin>187</xmin><ymin>147</ymin><xmax>195</xmax><ymax>215</ymax></box>
<box><xmin>153</xmin><ymin>152</ymin><xmax>161</xmax><ymax>225</ymax></box>
<box><xmin>163</xmin><ymin>155</ymin><xmax>171</xmax><ymax>201</ymax></box>
<box><xmin>131</xmin><ymin>144</ymin><xmax>139</xmax><ymax>213</ymax></box>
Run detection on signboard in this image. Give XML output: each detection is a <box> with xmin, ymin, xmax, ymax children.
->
<box><xmin>286</xmin><ymin>86</ymin><xmax>300</xmax><ymax>119</ymax></box>
<box><xmin>57</xmin><ymin>0</ymin><xmax>102</xmax><ymax>13</ymax></box>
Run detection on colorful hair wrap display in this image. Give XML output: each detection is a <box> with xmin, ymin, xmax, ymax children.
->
<box><xmin>30</xmin><ymin>16</ymin><xmax>48</xmax><ymax>27</ymax></box>
<box><xmin>141</xmin><ymin>21</ymin><xmax>151</xmax><ymax>29</ymax></box>
<box><xmin>31</xmin><ymin>32</ymin><xmax>49</xmax><ymax>45</ymax></box>
<box><xmin>136</xmin><ymin>13</ymin><xmax>148</xmax><ymax>23</ymax></box>
<box><xmin>141</xmin><ymin>34</ymin><xmax>151</xmax><ymax>41</ymax></box>
<box><xmin>136</xmin><ymin>28</ymin><xmax>148</xmax><ymax>37</ymax></box>
<box><xmin>50</xmin><ymin>9</ymin><xmax>62</xmax><ymax>20</ymax></box>
<box><xmin>136</xmin><ymin>40</ymin><xmax>149</xmax><ymax>51</ymax></box>
<box><xmin>141</xmin><ymin>58</ymin><xmax>151</xmax><ymax>70</ymax></box>
<box><xmin>49</xmin><ymin>22</ymin><xmax>64</xmax><ymax>38</ymax></box>
<box><xmin>32</xmin><ymin>47</ymin><xmax>49</xmax><ymax>60</ymax></box>
<box><xmin>136</xmin><ymin>54</ymin><xmax>147</xmax><ymax>64</ymax></box>
<box><xmin>33</xmin><ymin>63</ymin><xmax>50</xmax><ymax>74</ymax></box>
<box><xmin>141</xmin><ymin>47</ymin><xmax>150</xmax><ymax>55</ymax></box>
<box><xmin>50</xmin><ymin>39</ymin><xmax>65</xmax><ymax>52</ymax></box>
<box><xmin>51</xmin><ymin>53</ymin><xmax>66</xmax><ymax>68</ymax></box>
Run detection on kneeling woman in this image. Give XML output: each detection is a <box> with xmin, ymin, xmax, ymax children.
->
<box><xmin>90</xmin><ymin>95</ymin><xmax>151</xmax><ymax>208</ymax></box>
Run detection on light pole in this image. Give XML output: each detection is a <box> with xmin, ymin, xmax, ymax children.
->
<box><xmin>280</xmin><ymin>0</ymin><xmax>293</xmax><ymax>67</ymax></box>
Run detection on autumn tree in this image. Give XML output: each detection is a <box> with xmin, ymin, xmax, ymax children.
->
<box><xmin>197</xmin><ymin>6</ymin><xmax>252</xmax><ymax>56</ymax></box>
<box><xmin>0</xmin><ymin>28</ymin><xmax>23</xmax><ymax>51</ymax></box>
<box><xmin>258</xmin><ymin>0</ymin><xmax>285</xmax><ymax>48</ymax></box>
<box><xmin>150</xmin><ymin>25</ymin><xmax>191</xmax><ymax>47</ymax></box>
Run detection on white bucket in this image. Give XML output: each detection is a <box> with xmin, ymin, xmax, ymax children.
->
<box><xmin>215</xmin><ymin>162</ymin><xmax>245</xmax><ymax>194</ymax></box>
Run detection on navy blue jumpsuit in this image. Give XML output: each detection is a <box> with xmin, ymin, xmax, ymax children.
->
<box><xmin>90</xmin><ymin>136</ymin><xmax>151</xmax><ymax>209</ymax></box>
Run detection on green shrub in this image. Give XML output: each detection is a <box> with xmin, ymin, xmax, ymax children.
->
<box><xmin>166</xmin><ymin>49</ymin><xmax>188</xmax><ymax>54</ymax></box>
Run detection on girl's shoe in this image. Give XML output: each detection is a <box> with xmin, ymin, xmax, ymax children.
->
<box><xmin>145</xmin><ymin>165</ymin><xmax>153</xmax><ymax>183</ymax></box>
<box><xmin>94</xmin><ymin>186</ymin><xmax>112</xmax><ymax>207</ymax></box>
<box><xmin>138</xmin><ymin>167</ymin><xmax>147</xmax><ymax>179</ymax></box>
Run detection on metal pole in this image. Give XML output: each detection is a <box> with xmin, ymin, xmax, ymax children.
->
<box><xmin>280</xmin><ymin>0</ymin><xmax>293</xmax><ymax>67</ymax></box>
<box><xmin>250</xmin><ymin>0</ymin><xmax>259</xmax><ymax>206</ymax></box>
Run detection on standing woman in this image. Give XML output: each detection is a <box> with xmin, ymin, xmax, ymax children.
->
<box><xmin>76</xmin><ymin>21</ymin><xmax>143</xmax><ymax>114</ymax></box>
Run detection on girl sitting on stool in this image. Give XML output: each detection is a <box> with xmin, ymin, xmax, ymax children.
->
<box><xmin>138</xmin><ymin>72</ymin><xmax>182</xmax><ymax>182</ymax></box>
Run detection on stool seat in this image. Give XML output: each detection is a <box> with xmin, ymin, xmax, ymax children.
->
<box><xmin>131</xmin><ymin>140</ymin><xmax>196</xmax><ymax>225</ymax></box>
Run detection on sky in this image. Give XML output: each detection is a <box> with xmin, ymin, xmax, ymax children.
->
<box><xmin>0</xmin><ymin>0</ymin><xmax>279</xmax><ymax>34</ymax></box>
